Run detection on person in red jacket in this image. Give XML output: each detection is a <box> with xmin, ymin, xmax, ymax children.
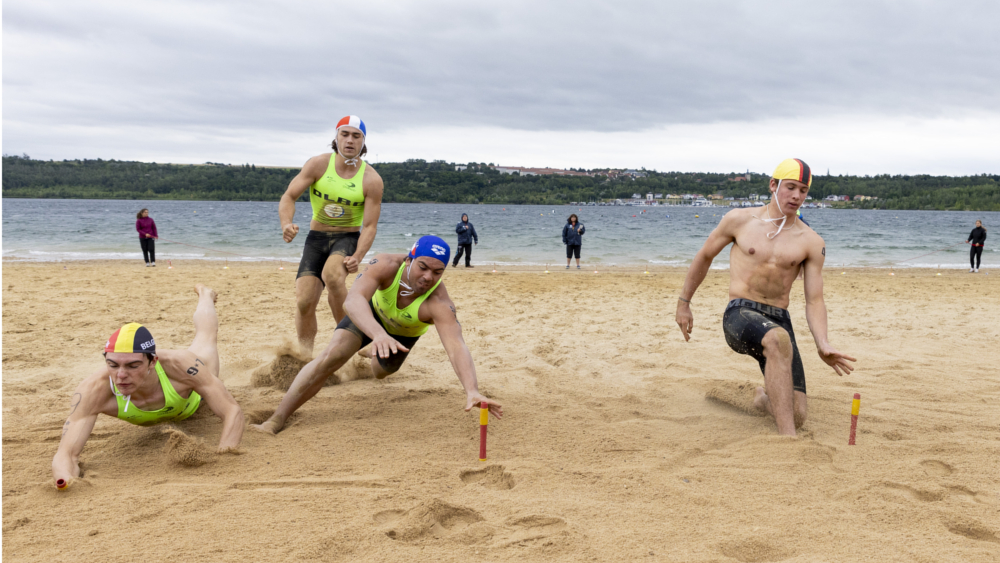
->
<box><xmin>136</xmin><ymin>208</ymin><xmax>158</xmax><ymax>267</ymax></box>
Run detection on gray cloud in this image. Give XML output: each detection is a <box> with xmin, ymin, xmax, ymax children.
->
<box><xmin>4</xmin><ymin>0</ymin><xmax>999</xmax><ymax>150</ymax></box>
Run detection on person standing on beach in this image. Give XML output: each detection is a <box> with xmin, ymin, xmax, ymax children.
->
<box><xmin>51</xmin><ymin>285</ymin><xmax>244</xmax><ymax>489</ymax></box>
<box><xmin>279</xmin><ymin>116</ymin><xmax>384</xmax><ymax>354</ymax></box>
<box><xmin>967</xmin><ymin>220</ymin><xmax>986</xmax><ymax>273</ymax></box>
<box><xmin>563</xmin><ymin>214</ymin><xmax>585</xmax><ymax>269</ymax></box>
<box><xmin>675</xmin><ymin>158</ymin><xmax>855</xmax><ymax>437</ymax></box>
<box><xmin>136</xmin><ymin>208</ymin><xmax>157</xmax><ymax>267</ymax></box>
<box><xmin>452</xmin><ymin>213</ymin><xmax>478</xmax><ymax>267</ymax></box>
<box><xmin>251</xmin><ymin>236</ymin><xmax>502</xmax><ymax>436</ymax></box>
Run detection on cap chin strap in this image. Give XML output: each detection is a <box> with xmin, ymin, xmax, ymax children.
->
<box><xmin>399</xmin><ymin>261</ymin><xmax>416</xmax><ymax>297</ymax></box>
<box><xmin>109</xmin><ymin>376</ymin><xmax>132</xmax><ymax>413</ymax></box>
<box><xmin>339</xmin><ymin>134</ymin><xmax>365</xmax><ymax>166</ymax></box>
<box><xmin>761</xmin><ymin>180</ymin><xmax>795</xmax><ymax>239</ymax></box>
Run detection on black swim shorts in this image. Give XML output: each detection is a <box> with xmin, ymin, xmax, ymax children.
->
<box><xmin>722</xmin><ymin>298</ymin><xmax>806</xmax><ymax>394</ymax></box>
<box><xmin>335</xmin><ymin>301</ymin><xmax>421</xmax><ymax>375</ymax></box>
<box><xmin>296</xmin><ymin>231</ymin><xmax>361</xmax><ymax>283</ymax></box>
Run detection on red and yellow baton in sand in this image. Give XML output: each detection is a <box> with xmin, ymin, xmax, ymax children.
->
<box><xmin>56</xmin><ymin>479</ymin><xmax>69</xmax><ymax>491</ymax></box>
<box><xmin>848</xmin><ymin>393</ymin><xmax>861</xmax><ymax>445</ymax></box>
<box><xmin>479</xmin><ymin>401</ymin><xmax>488</xmax><ymax>461</ymax></box>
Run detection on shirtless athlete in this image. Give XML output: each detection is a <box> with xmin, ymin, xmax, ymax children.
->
<box><xmin>52</xmin><ymin>285</ymin><xmax>244</xmax><ymax>488</ymax></box>
<box><xmin>675</xmin><ymin>159</ymin><xmax>855</xmax><ymax>436</ymax></box>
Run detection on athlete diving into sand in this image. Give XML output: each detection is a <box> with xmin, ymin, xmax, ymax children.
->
<box><xmin>252</xmin><ymin>236</ymin><xmax>502</xmax><ymax>435</ymax></box>
<box><xmin>280</xmin><ymin>115</ymin><xmax>385</xmax><ymax>354</ymax></box>
<box><xmin>51</xmin><ymin>285</ymin><xmax>244</xmax><ymax>489</ymax></box>
<box><xmin>675</xmin><ymin>159</ymin><xmax>855</xmax><ymax>436</ymax></box>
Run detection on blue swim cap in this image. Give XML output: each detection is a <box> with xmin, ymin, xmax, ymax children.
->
<box><xmin>408</xmin><ymin>235</ymin><xmax>450</xmax><ymax>267</ymax></box>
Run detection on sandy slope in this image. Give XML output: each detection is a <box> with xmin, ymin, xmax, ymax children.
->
<box><xmin>3</xmin><ymin>262</ymin><xmax>999</xmax><ymax>562</ymax></box>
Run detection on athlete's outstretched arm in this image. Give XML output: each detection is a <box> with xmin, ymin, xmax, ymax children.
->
<box><xmin>344</xmin><ymin>171</ymin><xmax>384</xmax><ymax>273</ymax></box>
<box><xmin>170</xmin><ymin>351</ymin><xmax>245</xmax><ymax>451</ymax></box>
<box><xmin>802</xmin><ymin>238</ymin><xmax>856</xmax><ymax>376</ymax></box>
<box><xmin>429</xmin><ymin>295</ymin><xmax>503</xmax><ymax>419</ymax></box>
<box><xmin>52</xmin><ymin>374</ymin><xmax>106</xmax><ymax>488</ymax></box>
<box><xmin>279</xmin><ymin>156</ymin><xmax>326</xmax><ymax>243</ymax></box>
<box><xmin>675</xmin><ymin>213</ymin><xmax>738</xmax><ymax>341</ymax></box>
<box><xmin>343</xmin><ymin>256</ymin><xmax>410</xmax><ymax>358</ymax></box>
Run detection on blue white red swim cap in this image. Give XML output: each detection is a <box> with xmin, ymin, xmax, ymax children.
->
<box><xmin>408</xmin><ymin>235</ymin><xmax>450</xmax><ymax>267</ymax></box>
<box><xmin>336</xmin><ymin>115</ymin><xmax>366</xmax><ymax>137</ymax></box>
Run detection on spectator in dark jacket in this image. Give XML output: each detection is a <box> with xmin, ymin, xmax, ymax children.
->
<box><xmin>453</xmin><ymin>213</ymin><xmax>478</xmax><ymax>267</ymax></box>
<box><xmin>135</xmin><ymin>208</ymin><xmax>158</xmax><ymax>267</ymax></box>
<box><xmin>562</xmin><ymin>214</ymin><xmax>585</xmax><ymax>269</ymax></box>
<box><xmin>967</xmin><ymin>219</ymin><xmax>987</xmax><ymax>272</ymax></box>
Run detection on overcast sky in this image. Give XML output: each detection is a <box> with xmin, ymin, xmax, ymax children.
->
<box><xmin>4</xmin><ymin>0</ymin><xmax>999</xmax><ymax>174</ymax></box>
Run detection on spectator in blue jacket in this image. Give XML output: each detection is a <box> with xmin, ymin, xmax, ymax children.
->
<box><xmin>453</xmin><ymin>213</ymin><xmax>478</xmax><ymax>267</ymax></box>
<box><xmin>562</xmin><ymin>214</ymin><xmax>585</xmax><ymax>269</ymax></box>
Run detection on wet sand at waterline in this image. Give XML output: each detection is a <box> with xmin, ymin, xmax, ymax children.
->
<box><xmin>3</xmin><ymin>261</ymin><xmax>998</xmax><ymax>562</ymax></box>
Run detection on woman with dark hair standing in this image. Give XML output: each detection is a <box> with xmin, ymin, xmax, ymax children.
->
<box><xmin>136</xmin><ymin>208</ymin><xmax>158</xmax><ymax>267</ymax></box>
<box><xmin>562</xmin><ymin>214</ymin><xmax>585</xmax><ymax>269</ymax></box>
<box><xmin>967</xmin><ymin>219</ymin><xmax>987</xmax><ymax>273</ymax></box>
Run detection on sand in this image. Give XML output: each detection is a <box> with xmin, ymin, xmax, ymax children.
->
<box><xmin>2</xmin><ymin>261</ymin><xmax>999</xmax><ymax>562</ymax></box>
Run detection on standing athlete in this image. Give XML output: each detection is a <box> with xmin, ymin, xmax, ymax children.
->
<box><xmin>252</xmin><ymin>236</ymin><xmax>502</xmax><ymax>435</ymax></box>
<box><xmin>52</xmin><ymin>285</ymin><xmax>244</xmax><ymax>488</ymax></box>
<box><xmin>675</xmin><ymin>159</ymin><xmax>855</xmax><ymax>436</ymax></box>
<box><xmin>280</xmin><ymin>116</ymin><xmax>384</xmax><ymax>354</ymax></box>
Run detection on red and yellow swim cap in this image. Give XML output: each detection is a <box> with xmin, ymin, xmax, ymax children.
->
<box><xmin>105</xmin><ymin>323</ymin><xmax>156</xmax><ymax>355</ymax></box>
<box><xmin>772</xmin><ymin>158</ymin><xmax>812</xmax><ymax>188</ymax></box>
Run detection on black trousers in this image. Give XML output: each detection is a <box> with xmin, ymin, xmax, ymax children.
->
<box><xmin>140</xmin><ymin>238</ymin><xmax>155</xmax><ymax>263</ymax></box>
<box><xmin>453</xmin><ymin>243</ymin><xmax>472</xmax><ymax>266</ymax></box>
<box><xmin>971</xmin><ymin>245</ymin><xmax>983</xmax><ymax>269</ymax></box>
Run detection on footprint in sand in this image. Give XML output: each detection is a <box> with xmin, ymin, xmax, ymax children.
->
<box><xmin>946</xmin><ymin>518</ymin><xmax>1000</xmax><ymax>543</ymax></box>
<box><xmin>460</xmin><ymin>465</ymin><xmax>515</xmax><ymax>490</ymax></box>
<box><xmin>718</xmin><ymin>537</ymin><xmax>796</xmax><ymax>562</ymax></box>
<box><xmin>496</xmin><ymin>515</ymin><xmax>567</xmax><ymax>547</ymax></box>
<box><xmin>705</xmin><ymin>381</ymin><xmax>766</xmax><ymax>417</ymax></box>
<box><xmin>376</xmin><ymin>499</ymin><xmax>488</xmax><ymax>542</ymax></box>
<box><xmin>920</xmin><ymin>459</ymin><xmax>953</xmax><ymax>477</ymax></box>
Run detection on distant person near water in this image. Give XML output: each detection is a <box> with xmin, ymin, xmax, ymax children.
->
<box><xmin>251</xmin><ymin>236</ymin><xmax>502</xmax><ymax>436</ymax></box>
<box><xmin>563</xmin><ymin>214</ymin><xmax>585</xmax><ymax>269</ymax></box>
<box><xmin>279</xmin><ymin>116</ymin><xmax>384</xmax><ymax>354</ymax></box>
<box><xmin>51</xmin><ymin>285</ymin><xmax>244</xmax><ymax>489</ymax></box>
<box><xmin>967</xmin><ymin>219</ymin><xmax>987</xmax><ymax>273</ymax></box>
<box><xmin>136</xmin><ymin>208</ymin><xmax>157</xmax><ymax>267</ymax></box>
<box><xmin>675</xmin><ymin>158</ymin><xmax>855</xmax><ymax>437</ymax></box>
<box><xmin>452</xmin><ymin>213</ymin><xmax>478</xmax><ymax>267</ymax></box>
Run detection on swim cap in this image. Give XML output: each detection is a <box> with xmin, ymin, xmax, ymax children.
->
<box><xmin>336</xmin><ymin>115</ymin><xmax>367</xmax><ymax>137</ymax></box>
<box><xmin>408</xmin><ymin>235</ymin><xmax>450</xmax><ymax>267</ymax></box>
<box><xmin>105</xmin><ymin>323</ymin><xmax>155</xmax><ymax>355</ymax></box>
<box><xmin>772</xmin><ymin>158</ymin><xmax>812</xmax><ymax>188</ymax></box>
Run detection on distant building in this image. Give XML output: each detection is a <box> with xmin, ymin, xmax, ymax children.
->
<box><xmin>455</xmin><ymin>165</ymin><xmax>468</xmax><ymax>171</ymax></box>
<box><xmin>853</xmin><ymin>195</ymin><xmax>878</xmax><ymax>201</ymax></box>
<box><xmin>646</xmin><ymin>193</ymin><xmax>654</xmax><ymax>201</ymax></box>
<box><xmin>493</xmin><ymin>165</ymin><xmax>591</xmax><ymax>177</ymax></box>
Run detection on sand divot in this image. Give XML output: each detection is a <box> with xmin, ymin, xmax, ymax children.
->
<box><xmin>705</xmin><ymin>380</ymin><xmax>766</xmax><ymax>417</ymax></box>
<box><xmin>378</xmin><ymin>498</ymin><xmax>486</xmax><ymax>542</ymax></box>
<box><xmin>250</xmin><ymin>339</ymin><xmax>328</xmax><ymax>390</ymax></box>
<box><xmin>946</xmin><ymin>517</ymin><xmax>1000</xmax><ymax>543</ymax></box>
<box><xmin>460</xmin><ymin>464</ymin><xmax>516</xmax><ymax>490</ymax></box>
<box><xmin>718</xmin><ymin>537</ymin><xmax>796</xmax><ymax>562</ymax></box>
<box><xmin>162</xmin><ymin>427</ymin><xmax>215</xmax><ymax>467</ymax></box>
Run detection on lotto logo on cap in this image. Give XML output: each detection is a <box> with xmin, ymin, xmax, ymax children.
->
<box><xmin>772</xmin><ymin>158</ymin><xmax>812</xmax><ymax>187</ymax></box>
<box><xmin>105</xmin><ymin>323</ymin><xmax>156</xmax><ymax>355</ymax></box>
<box><xmin>336</xmin><ymin>115</ymin><xmax>366</xmax><ymax>137</ymax></box>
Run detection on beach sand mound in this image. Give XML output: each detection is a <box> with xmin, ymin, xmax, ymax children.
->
<box><xmin>162</xmin><ymin>427</ymin><xmax>214</xmax><ymax>467</ymax></box>
<box><xmin>250</xmin><ymin>340</ymin><xmax>329</xmax><ymax>390</ymax></box>
<box><xmin>378</xmin><ymin>499</ymin><xmax>487</xmax><ymax>543</ymax></box>
<box><xmin>705</xmin><ymin>380</ymin><xmax>766</xmax><ymax>416</ymax></box>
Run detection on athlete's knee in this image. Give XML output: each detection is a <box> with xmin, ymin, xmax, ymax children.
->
<box><xmin>322</xmin><ymin>268</ymin><xmax>347</xmax><ymax>290</ymax></box>
<box><xmin>296</xmin><ymin>290</ymin><xmax>320</xmax><ymax>315</ymax></box>
<box><xmin>762</xmin><ymin>327</ymin><xmax>792</xmax><ymax>358</ymax></box>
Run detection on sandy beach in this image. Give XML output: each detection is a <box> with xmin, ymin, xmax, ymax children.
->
<box><xmin>3</xmin><ymin>261</ymin><xmax>998</xmax><ymax>562</ymax></box>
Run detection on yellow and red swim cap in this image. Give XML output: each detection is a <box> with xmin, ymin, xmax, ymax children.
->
<box><xmin>772</xmin><ymin>158</ymin><xmax>812</xmax><ymax>188</ymax></box>
<box><xmin>105</xmin><ymin>323</ymin><xmax>156</xmax><ymax>355</ymax></box>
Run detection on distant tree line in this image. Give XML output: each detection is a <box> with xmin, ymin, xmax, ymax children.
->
<box><xmin>3</xmin><ymin>155</ymin><xmax>997</xmax><ymax>210</ymax></box>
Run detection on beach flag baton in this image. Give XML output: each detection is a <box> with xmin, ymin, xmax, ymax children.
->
<box><xmin>56</xmin><ymin>479</ymin><xmax>68</xmax><ymax>491</ymax></box>
<box><xmin>279</xmin><ymin>260</ymin><xmax>284</xmax><ymax>271</ymax></box>
<box><xmin>224</xmin><ymin>258</ymin><xmax>229</xmax><ymax>270</ymax></box>
<box><xmin>848</xmin><ymin>393</ymin><xmax>861</xmax><ymax>445</ymax></box>
<box><xmin>479</xmin><ymin>401</ymin><xmax>488</xmax><ymax>461</ymax></box>
<box><xmin>168</xmin><ymin>260</ymin><xmax>173</xmax><ymax>269</ymax></box>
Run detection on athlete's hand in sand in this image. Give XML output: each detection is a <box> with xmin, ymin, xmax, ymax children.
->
<box><xmin>465</xmin><ymin>392</ymin><xmax>503</xmax><ymax>419</ymax></box>
<box><xmin>371</xmin><ymin>333</ymin><xmax>409</xmax><ymax>359</ymax></box>
<box><xmin>282</xmin><ymin>223</ymin><xmax>299</xmax><ymax>243</ymax></box>
<box><xmin>343</xmin><ymin>256</ymin><xmax>360</xmax><ymax>273</ymax></box>
<box><xmin>817</xmin><ymin>343</ymin><xmax>856</xmax><ymax>376</ymax></box>
<box><xmin>675</xmin><ymin>301</ymin><xmax>694</xmax><ymax>341</ymax></box>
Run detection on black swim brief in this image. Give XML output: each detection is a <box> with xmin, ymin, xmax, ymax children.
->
<box><xmin>335</xmin><ymin>301</ymin><xmax>421</xmax><ymax>375</ymax></box>
<box><xmin>722</xmin><ymin>298</ymin><xmax>806</xmax><ymax>394</ymax></box>
<box><xmin>296</xmin><ymin>230</ymin><xmax>361</xmax><ymax>283</ymax></box>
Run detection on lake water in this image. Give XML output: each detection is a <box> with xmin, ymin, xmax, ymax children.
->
<box><xmin>2</xmin><ymin>199</ymin><xmax>995</xmax><ymax>268</ymax></box>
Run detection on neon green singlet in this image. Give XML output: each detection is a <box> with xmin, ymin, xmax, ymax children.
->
<box><xmin>310</xmin><ymin>155</ymin><xmax>366</xmax><ymax>227</ymax></box>
<box><xmin>371</xmin><ymin>263</ymin><xmax>442</xmax><ymax>338</ymax></box>
<box><xmin>112</xmin><ymin>362</ymin><xmax>201</xmax><ymax>426</ymax></box>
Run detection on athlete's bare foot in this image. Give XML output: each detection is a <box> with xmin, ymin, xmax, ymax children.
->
<box><xmin>250</xmin><ymin>416</ymin><xmax>285</xmax><ymax>435</ymax></box>
<box><xmin>752</xmin><ymin>386</ymin><xmax>772</xmax><ymax>416</ymax></box>
<box><xmin>194</xmin><ymin>284</ymin><xmax>218</xmax><ymax>303</ymax></box>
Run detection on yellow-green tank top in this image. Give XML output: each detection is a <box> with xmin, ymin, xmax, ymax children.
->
<box><xmin>371</xmin><ymin>263</ymin><xmax>442</xmax><ymax>338</ymax></box>
<box><xmin>310</xmin><ymin>155</ymin><xmax>366</xmax><ymax>227</ymax></box>
<box><xmin>113</xmin><ymin>362</ymin><xmax>201</xmax><ymax>426</ymax></box>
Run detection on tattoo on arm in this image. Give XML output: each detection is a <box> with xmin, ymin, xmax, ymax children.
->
<box><xmin>186</xmin><ymin>357</ymin><xmax>206</xmax><ymax>376</ymax></box>
<box><xmin>369</xmin><ymin>258</ymin><xmax>378</xmax><ymax>265</ymax></box>
<box><xmin>822</xmin><ymin>247</ymin><xmax>826</xmax><ymax>256</ymax></box>
<box><xmin>62</xmin><ymin>420</ymin><xmax>70</xmax><ymax>436</ymax></box>
<box><xmin>69</xmin><ymin>393</ymin><xmax>82</xmax><ymax>415</ymax></box>
<box><xmin>355</xmin><ymin>273</ymin><xmax>363</xmax><ymax>280</ymax></box>
<box><xmin>449</xmin><ymin>305</ymin><xmax>460</xmax><ymax>325</ymax></box>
